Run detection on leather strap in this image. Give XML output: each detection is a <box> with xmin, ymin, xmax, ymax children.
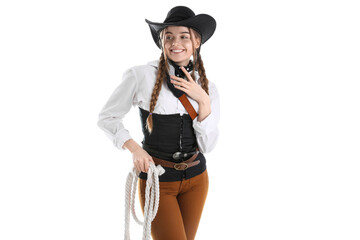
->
<box><xmin>178</xmin><ymin>94</ymin><xmax>198</xmax><ymax>120</ymax></box>
<box><xmin>151</xmin><ymin>153</ymin><xmax>200</xmax><ymax>171</ymax></box>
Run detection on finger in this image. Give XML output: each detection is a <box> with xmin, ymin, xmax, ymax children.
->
<box><xmin>171</xmin><ymin>79</ymin><xmax>188</xmax><ymax>88</ymax></box>
<box><xmin>135</xmin><ymin>159</ymin><xmax>143</xmax><ymax>172</ymax></box>
<box><xmin>173</xmin><ymin>83</ymin><xmax>186</xmax><ymax>90</ymax></box>
<box><xmin>170</xmin><ymin>76</ymin><xmax>191</xmax><ymax>86</ymax></box>
<box><xmin>180</xmin><ymin>66</ymin><xmax>195</xmax><ymax>82</ymax></box>
<box><xmin>141</xmin><ymin>160</ymin><xmax>146</xmax><ymax>173</ymax></box>
<box><xmin>170</xmin><ymin>75</ymin><xmax>187</xmax><ymax>84</ymax></box>
<box><xmin>144</xmin><ymin>159</ymin><xmax>150</xmax><ymax>173</ymax></box>
<box><xmin>174</xmin><ymin>84</ymin><xmax>189</xmax><ymax>94</ymax></box>
<box><xmin>133</xmin><ymin>161</ymin><xmax>140</xmax><ymax>173</ymax></box>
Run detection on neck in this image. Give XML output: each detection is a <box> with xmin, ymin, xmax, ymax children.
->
<box><xmin>168</xmin><ymin>58</ymin><xmax>191</xmax><ymax>68</ymax></box>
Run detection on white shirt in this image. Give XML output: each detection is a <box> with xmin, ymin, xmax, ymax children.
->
<box><xmin>97</xmin><ymin>59</ymin><xmax>220</xmax><ymax>154</ymax></box>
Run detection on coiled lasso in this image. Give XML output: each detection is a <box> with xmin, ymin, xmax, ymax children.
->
<box><xmin>124</xmin><ymin>162</ymin><xmax>165</xmax><ymax>240</ymax></box>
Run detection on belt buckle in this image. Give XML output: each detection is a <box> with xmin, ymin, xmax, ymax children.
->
<box><xmin>172</xmin><ymin>151</ymin><xmax>183</xmax><ymax>160</ymax></box>
<box><xmin>174</xmin><ymin>162</ymin><xmax>188</xmax><ymax>170</ymax></box>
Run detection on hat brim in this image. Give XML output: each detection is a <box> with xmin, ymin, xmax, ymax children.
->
<box><xmin>145</xmin><ymin>14</ymin><xmax>216</xmax><ymax>49</ymax></box>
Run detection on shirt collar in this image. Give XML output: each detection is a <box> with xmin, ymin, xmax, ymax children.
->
<box><xmin>147</xmin><ymin>59</ymin><xmax>199</xmax><ymax>83</ymax></box>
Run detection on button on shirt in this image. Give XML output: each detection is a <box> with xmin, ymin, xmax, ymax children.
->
<box><xmin>97</xmin><ymin>59</ymin><xmax>220</xmax><ymax>154</ymax></box>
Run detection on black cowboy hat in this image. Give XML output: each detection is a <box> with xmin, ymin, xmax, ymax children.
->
<box><xmin>145</xmin><ymin>6</ymin><xmax>216</xmax><ymax>49</ymax></box>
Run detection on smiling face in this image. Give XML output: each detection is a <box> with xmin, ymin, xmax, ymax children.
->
<box><xmin>162</xmin><ymin>26</ymin><xmax>201</xmax><ymax>66</ymax></box>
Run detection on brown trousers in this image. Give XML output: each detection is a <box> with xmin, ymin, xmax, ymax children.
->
<box><xmin>138</xmin><ymin>169</ymin><xmax>209</xmax><ymax>240</ymax></box>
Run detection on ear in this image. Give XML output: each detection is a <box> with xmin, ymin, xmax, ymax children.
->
<box><xmin>189</xmin><ymin>28</ymin><xmax>201</xmax><ymax>50</ymax></box>
<box><xmin>194</xmin><ymin>37</ymin><xmax>201</xmax><ymax>49</ymax></box>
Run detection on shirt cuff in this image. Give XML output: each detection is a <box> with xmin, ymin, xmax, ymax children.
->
<box><xmin>113</xmin><ymin>129</ymin><xmax>132</xmax><ymax>151</ymax></box>
<box><xmin>192</xmin><ymin>112</ymin><xmax>215</xmax><ymax>137</ymax></box>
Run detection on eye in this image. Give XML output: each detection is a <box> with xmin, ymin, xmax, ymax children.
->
<box><xmin>165</xmin><ymin>36</ymin><xmax>173</xmax><ymax>40</ymax></box>
<box><xmin>181</xmin><ymin>35</ymin><xmax>189</xmax><ymax>39</ymax></box>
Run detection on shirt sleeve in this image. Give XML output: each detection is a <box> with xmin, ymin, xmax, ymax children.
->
<box><xmin>192</xmin><ymin>81</ymin><xmax>220</xmax><ymax>154</ymax></box>
<box><xmin>97</xmin><ymin>68</ymin><xmax>138</xmax><ymax>150</ymax></box>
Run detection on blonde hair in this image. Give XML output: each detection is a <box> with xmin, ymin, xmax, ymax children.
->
<box><xmin>145</xmin><ymin>27</ymin><xmax>210</xmax><ymax>134</ymax></box>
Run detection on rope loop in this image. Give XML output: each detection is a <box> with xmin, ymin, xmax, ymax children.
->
<box><xmin>124</xmin><ymin>162</ymin><xmax>165</xmax><ymax>240</ymax></box>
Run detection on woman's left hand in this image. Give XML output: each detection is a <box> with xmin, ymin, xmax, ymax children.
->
<box><xmin>170</xmin><ymin>66</ymin><xmax>209</xmax><ymax>104</ymax></box>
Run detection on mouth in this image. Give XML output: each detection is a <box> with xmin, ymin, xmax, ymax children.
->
<box><xmin>170</xmin><ymin>49</ymin><xmax>185</xmax><ymax>54</ymax></box>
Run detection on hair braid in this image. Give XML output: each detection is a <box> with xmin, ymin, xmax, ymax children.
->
<box><xmin>195</xmin><ymin>52</ymin><xmax>209</xmax><ymax>95</ymax></box>
<box><xmin>145</xmin><ymin>53</ymin><xmax>167</xmax><ymax>134</ymax></box>
<box><xmin>189</xmin><ymin>28</ymin><xmax>209</xmax><ymax>95</ymax></box>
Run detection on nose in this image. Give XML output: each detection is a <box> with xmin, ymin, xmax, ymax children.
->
<box><xmin>172</xmin><ymin>37</ymin><xmax>181</xmax><ymax>46</ymax></box>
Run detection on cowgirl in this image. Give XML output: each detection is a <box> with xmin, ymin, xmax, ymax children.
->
<box><xmin>97</xmin><ymin>6</ymin><xmax>220</xmax><ymax>240</ymax></box>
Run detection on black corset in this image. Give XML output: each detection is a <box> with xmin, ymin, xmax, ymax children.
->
<box><xmin>139</xmin><ymin>107</ymin><xmax>198</xmax><ymax>158</ymax></box>
<box><xmin>137</xmin><ymin>107</ymin><xmax>207</xmax><ymax>182</ymax></box>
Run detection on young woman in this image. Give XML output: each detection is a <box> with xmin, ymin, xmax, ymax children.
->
<box><xmin>97</xmin><ymin>6</ymin><xmax>220</xmax><ymax>240</ymax></box>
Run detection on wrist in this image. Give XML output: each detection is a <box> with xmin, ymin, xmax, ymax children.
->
<box><xmin>198</xmin><ymin>94</ymin><xmax>210</xmax><ymax>106</ymax></box>
<box><xmin>124</xmin><ymin>139</ymin><xmax>141</xmax><ymax>153</ymax></box>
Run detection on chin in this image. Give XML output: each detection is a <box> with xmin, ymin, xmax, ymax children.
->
<box><xmin>168</xmin><ymin>56</ymin><xmax>190</xmax><ymax>64</ymax></box>
<box><xmin>166</xmin><ymin>52</ymin><xmax>191</xmax><ymax>63</ymax></box>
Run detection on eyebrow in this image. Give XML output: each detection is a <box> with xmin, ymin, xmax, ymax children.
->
<box><xmin>165</xmin><ymin>31</ymin><xmax>190</xmax><ymax>34</ymax></box>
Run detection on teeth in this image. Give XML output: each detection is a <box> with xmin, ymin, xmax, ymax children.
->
<box><xmin>172</xmin><ymin>49</ymin><xmax>184</xmax><ymax>53</ymax></box>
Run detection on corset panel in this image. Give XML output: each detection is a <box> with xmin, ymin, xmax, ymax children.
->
<box><xmin>139</xmin><ymin>107</ymin><xmax>198</xmax><ymax>154</ymax></box>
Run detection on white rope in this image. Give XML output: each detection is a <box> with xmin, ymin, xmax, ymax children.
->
<box><xmin>124</xmin><ymin>162</ymin><xmax>165</xmax><ymax>240</ymax></box>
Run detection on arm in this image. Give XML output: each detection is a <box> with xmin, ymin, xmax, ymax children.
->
<box><xmin>123</xmin><ymin>138</ymin><xmax>142</xmax><ymax>153</ymax></box>
<box><xmin>170</xmin><ymin>68</ymin><xmax>220</xmax><ymax>154</ymax></box>
<box><xmin>97</xmin><ymin>68</ymin><xmax>138</xmax><ymax>150</ymax></box>
<box><xmin>196</xmin><ymin>95</ymin><xmax>211</xmax><ymax>122</ymax></box>
<box><xmin>97</xmin><ymin>69</ymin><xmax>155</xmax><ymax>173</ymax></box>
<box><xmin>192</xmin><ymin>81</ymin><xmax>220</xmax><ymax>153</ymax></box>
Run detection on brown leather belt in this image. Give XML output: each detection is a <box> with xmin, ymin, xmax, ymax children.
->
<box><xmin>151</xmin><ymin>152</ymin><xmax>200</xmax><ymax>170</ymax></box>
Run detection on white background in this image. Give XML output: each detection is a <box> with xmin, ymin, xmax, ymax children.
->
<box><xmin>1</xmin><ymin>0</ymin><xmax>359</xmax><ymax>239</ymax></box>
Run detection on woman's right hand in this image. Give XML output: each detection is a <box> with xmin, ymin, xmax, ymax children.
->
<box><xmin>131</xmin><ymin>147</ymin><xmax>155</xmax><ymax>173</ymax></box>
<box><xmin>123</xmin><ymin>139</ymin><xmax>155</xmax><ymax>173</ymax></box>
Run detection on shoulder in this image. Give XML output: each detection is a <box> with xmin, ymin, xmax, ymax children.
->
<box><xmin>126</xmin><ymin>59</ymin><xmax>158</xmax><ymax>79</ymax></box>
<box><xmin>129</xmin><ymin>59</ymin><xmax>158</xmax><ymax>72</ymax></box>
